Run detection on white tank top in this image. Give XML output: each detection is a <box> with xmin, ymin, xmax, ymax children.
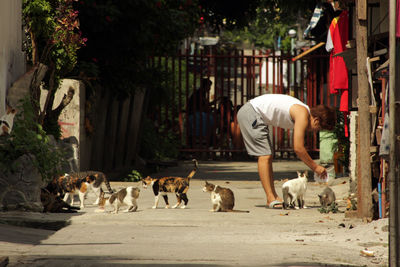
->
<box><xmin>249</xmin><ymin>94</ymin><xmax>310</xmax><ymax>129</ymax></box>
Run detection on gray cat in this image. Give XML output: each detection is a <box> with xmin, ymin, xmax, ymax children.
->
<box><xmin>318</xmin><ymin>187</ymin><xmax>336</xmax><ymax>208</ymax></box>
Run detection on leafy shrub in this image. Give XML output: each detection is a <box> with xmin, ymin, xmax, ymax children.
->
<box><xmin>124</xmin><ymin>170</ymin><xmax>143</xmax><ymax>183</ymax></box>
<box><xmin>0</xmin><ymin>98</ymin><xmax>65</xmax><ymax>183</ymax></box>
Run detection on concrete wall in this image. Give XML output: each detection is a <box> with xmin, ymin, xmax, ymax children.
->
<box><xmin>40</xmin><ymin>79</ymin><xmax>89</xmax><ymax>171</ymax></box>
<box><xmin>0</xmin><ymin>0</ymin><xmax>26</xmax><ymax>115</ymax></box>
<box><xmin>349</xmin><ymin>111</ymin><xmax>358</xmax><ymax>193</ymax></box>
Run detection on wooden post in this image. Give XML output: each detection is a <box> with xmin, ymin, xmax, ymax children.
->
<box><xmin>388</xmin><ymin>0</ymin><xmax>400</xmax><ymax>264</ymax></box>
<box><xmin>356</xmin><ymin>0</ymin><xmax>372</xmax><ymax>219</ymax></box>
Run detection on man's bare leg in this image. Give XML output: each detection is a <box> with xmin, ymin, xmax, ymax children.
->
<box><xmin>258</xmin><ymin>155</ymin><xmax>282</xmax><ymax>205</ymax></box>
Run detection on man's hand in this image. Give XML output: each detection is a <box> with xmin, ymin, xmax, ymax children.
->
<box><xmin>314</xmin><ymin>165</ymin><xmax>327</xmax><ymax>179</ymax></box>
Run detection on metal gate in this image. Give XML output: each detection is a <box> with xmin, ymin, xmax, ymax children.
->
<box><xmin>149</xmin><ymin>48</ymin><xmax>339</xmax><ymax>159</ymax></box>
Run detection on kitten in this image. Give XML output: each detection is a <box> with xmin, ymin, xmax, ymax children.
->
<box><xmin>318</xmin><ymin>187</ymin><xmax>336</xmax><ymax>208</ymax></box>
<box><xmin>97</xmin><ymin>186</ymin><xmax>140</xmax><ymax>213</ymax></box>
<box><xmin>202</xmin><ymin>181</ymin><xmax>249</xmax><ymax>213</ymax></box>
<box><xmin>0</xmin><ymin>105</ymin><xmax>16</xmax><ymax>136</ymax></box>
<box><xmin>141</xmin><ymin>159</ymin><xmax>198</xmax><ymax>209</ymax></box>
<box><xmin>282</xmin><ymin>171</ymin><xmax>308</xmax><ymax>209</ymax></box>
<box><xmin>48</xmin><ymin>171</ymin><xmax>114</xmax><ymax>208</ymax></box>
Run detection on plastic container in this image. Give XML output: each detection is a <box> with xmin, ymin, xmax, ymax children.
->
<box><xmin>314</xmin><ymin>165</ymin><xmax>335</xmax><ymax>183</ymax></box>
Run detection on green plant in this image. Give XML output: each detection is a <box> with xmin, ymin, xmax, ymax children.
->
<box><xmin>23</xmin><ymin>0</ymin><xmax>87</xmax><ymax>137</ymax></box>
<box><xmin>124</xmin><ymin>170</ymin><xmax>143</xmax><ymax>183</ymax></box>
<box><xmin>333</xmin><ymin>110</ymin><xmax>350</xmax><ymax>171</ymax></box>
<box><xmin>0</xmin><ymin>98</ymin><xmax>65</xmax><ymax>183</ymax></box>
<box><xmin>318</xmin><ymin>202</ymin><xmax>341</xmax><ymax>214</ymax></box>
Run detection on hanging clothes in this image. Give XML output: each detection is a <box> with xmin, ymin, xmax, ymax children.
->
<box><xmin>397</xmin><ymin>0</ymin><xmax>400</xmax><ymax>37</ymax></box>
<box><xmin>326</xmin><ymin>10</ymin><xmax>349</xmax><ymax>136</ymax></box>
<box><xmin>303</xmin><ymin>2</ymin><xmax>337</xmax><ymax>42</ymax></box>
<box><xmin>326</xmin><ymin>9</ymin><xmax>349</xmax><ymax>93</ymax></box>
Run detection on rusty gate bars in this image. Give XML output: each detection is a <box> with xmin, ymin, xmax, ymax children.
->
<box><xmin>150</xmin><ymin>49</ymin><xmax>333</xmax><ymax>158</ymax></box>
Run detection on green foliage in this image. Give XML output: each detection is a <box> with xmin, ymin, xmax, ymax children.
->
<box><xmin>333</xmin><ymin>110</ymin><xmax>350</xmax><ymax>170</ymax></box>
<box><xmin>217</xmin><ymin>0</ymin><xmax>316</xmax><ymax>50</ymax></box>
<box><xmin>76</xmin><ymin>0</ymin><xmax>201</xmax><ymax>97</ymax></box>
<box><xmin>124</xmin><ymin>170</ymin><xmax>143</xmax><ymax>183</ymax></box>
<box><xmin>0</xmin><ymin>99</ymin><xmax>65</xmax><ymax>183</ymax></box>
<box><xmin>23</xmin><ymin>0</ymin><xmax>86</xmax><ymax>137</ymax></box>
<box><xmin>318</xmin><ymin>202</ymin><xmax>341</xmax><ymax>214</ymax></box>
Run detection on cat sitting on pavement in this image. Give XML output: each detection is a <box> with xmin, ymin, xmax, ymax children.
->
<box><xmin>282</xmin><ymin>171</ymin><xmax>308</xmax><ymax>210</ymax></box>
<box><xmin>202</xmin><ymin>181</ymin><xmax>249</xmax><ymax>213</ymax></box>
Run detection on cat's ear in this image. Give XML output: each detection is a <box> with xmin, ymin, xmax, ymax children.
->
<box><xmin>304</xmin><ymin>170</ymin><xmax>308</xmax><ymax>177</ymax></box>
<box><xmin>297</xmin><ymin>171</ymin><xmax>301</xmax><ymax>176</ymax></box>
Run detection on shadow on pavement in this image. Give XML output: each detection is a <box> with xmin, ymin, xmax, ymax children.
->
<box><xmin>0</xmin><ymin>211</ymin><xmax>84</xmax><ymax>245</ymax></box>
<box><xmin>11</xmin><ymin>255</ymin><xmax>366</xmax><ymax>267</ymax></box>
<box><xmin>151</xmin><ymin>161</ymin><xmax>300</xmax><ymax>182</ymax></box>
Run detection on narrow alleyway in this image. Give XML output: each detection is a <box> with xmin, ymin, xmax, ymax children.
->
<box><xmin>0</xmin><ymin>160</ymin><xmax>388</xmax><ymax>266</ymax></box>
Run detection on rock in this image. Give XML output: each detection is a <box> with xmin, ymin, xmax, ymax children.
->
<box><xmin>0</xmin><ymin>154</ymin><xmax>44</xmax><ymax>212</ymax></box>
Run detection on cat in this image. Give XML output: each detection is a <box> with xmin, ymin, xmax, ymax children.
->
<box><xmin>47</xmin><ymin>171</ymin><xmax>114</xmax><ymax>208</ymax></box>
<box><xmin>282</xmin><ymin>171</ymin><xmax>308</xmax><ymax>209</ymax></box>
<box><xmin>0</xmin><ymin>104</ymin><xmax>16</xmax><ymax>136</ymax></box>
<box><xmin>202</xmin><ymin>181</ymin><xmax>249</xmax><ymax>213</ymax></box>
<box><xmin>318</xmin><ymin>186</ymin><xmax>336</xmax><ymax>208</ymax></box>
<box><xmin>40</xmin><ymin>188</ymin><xmax>80</xmax><ymax>213</ymax></box>
<box><xmin>97</xmin><ymin>186</ymin><xmax>140</xmax><ymax>213</ymax></box>
<box><xmin>141</xmin><ymin>159</ymin><xmax>198</xmax><ymax>209</ymax></box>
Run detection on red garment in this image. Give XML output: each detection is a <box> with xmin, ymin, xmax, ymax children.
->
<box><xmin>326</xmin><ymin>10</ymin><xmax>349</xmax><ymax>93</ymax></box>
<box><xmin>397</xmin><ymin>0</ymin><xmax>400</xmax><ymax>37</ymax></box>
<box><xmin>340</xmin><ymin>90</ymin><xmax>349</xmax><ymax>137</ymax></box>
<box><xmin>326</xmin><ymin>10</ymin><xmax>349</xmax><ymax>137</ymax></box>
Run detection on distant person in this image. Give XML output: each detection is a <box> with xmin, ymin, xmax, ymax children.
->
<box><xmin>237</xmin><ymin>94</ymin><xmax>336</xmax><ymax>209</ymax></box>
<box><xmin>187</xmin><ymin>78</ymin><xmax>214</xmax><ymax>147</ymax></box>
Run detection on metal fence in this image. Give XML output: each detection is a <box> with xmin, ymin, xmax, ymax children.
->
<box><xmin>149</xmin><ymin>48</ymin><xmax>339</xmax><ymax>159</ymax></box>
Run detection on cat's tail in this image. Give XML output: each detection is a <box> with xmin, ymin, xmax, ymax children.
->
<box><xmin>186</xmin><ymin>159</ymin><xmax>198</xmax><ymax>180</ymax></box>
<box><xmin>229</xmin><ymin>210</ymin><xmax>250</xmax><ymax>213</ymax></box>
<box><xmin>102</xmin><ymin>174</ymin><xmax>114</xmax><ymax>194</ymax></box>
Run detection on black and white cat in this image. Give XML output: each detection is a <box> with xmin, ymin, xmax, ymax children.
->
<box><xmin>97</xmin><ymin>186</ymin><xmax>140</xmax><ymax>213</ymax></box>
<box><xmin>282</xmin><ymin>171</ymin><xmax>308</xmax><ymax>209</ymax></box>
<box><xmin>202</xmin><ymin>181</ymin><xmax>249</xmax><ymax>213</ymax></box>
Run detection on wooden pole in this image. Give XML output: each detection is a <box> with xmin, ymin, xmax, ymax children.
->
<box><xmin>388</xmin><ymin>0</ymin><xmax>400</xmax><ymax>264</ymax></box>
<box><xmin>356</xmin><ymin>0</ymin><xmax>372</xmax><ymax>219</ymax></box>
<box><xmin>292</xmin><ymin>42</ymin><xmax>325</xmax><ymax>62</ymax></box>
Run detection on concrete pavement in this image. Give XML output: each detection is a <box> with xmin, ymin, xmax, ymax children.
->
<box><xmin>0</xmin><ymin>160</ymin><xmax>389</xmax><ymax>266</ymax></box>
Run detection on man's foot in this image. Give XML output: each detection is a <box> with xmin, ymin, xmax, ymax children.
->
<box><xmin>266</xmin><ymin>199</ymin><xmax>283</xmax><ymax>209</ymax></box>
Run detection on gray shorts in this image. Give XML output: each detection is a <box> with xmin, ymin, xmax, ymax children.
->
<box><xmin>237</xmin><ymin>102</ymin><xmax>273</xmax><ymax>157</ymax></box>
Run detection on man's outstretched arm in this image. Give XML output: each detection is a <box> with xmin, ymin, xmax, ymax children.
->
<box><xmin>291</xmin><ymin>105</ymin><xmax>326</xmax><ymax>177</ymax></box>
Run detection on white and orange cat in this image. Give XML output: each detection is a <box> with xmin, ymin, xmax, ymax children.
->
<box><xmin>282</xmin><ymin>171</ymin><xmax>308</xmax><ymax>209</ymax></box>
<box><xmin>97</xmin><ymin>186</ymin><xmax>140</xmax><ymax>213</ymax></box>
<box><xmin>0</xmin><ymin>104</ymin><xmax>17</xmax><ymax>136</ymax></box>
